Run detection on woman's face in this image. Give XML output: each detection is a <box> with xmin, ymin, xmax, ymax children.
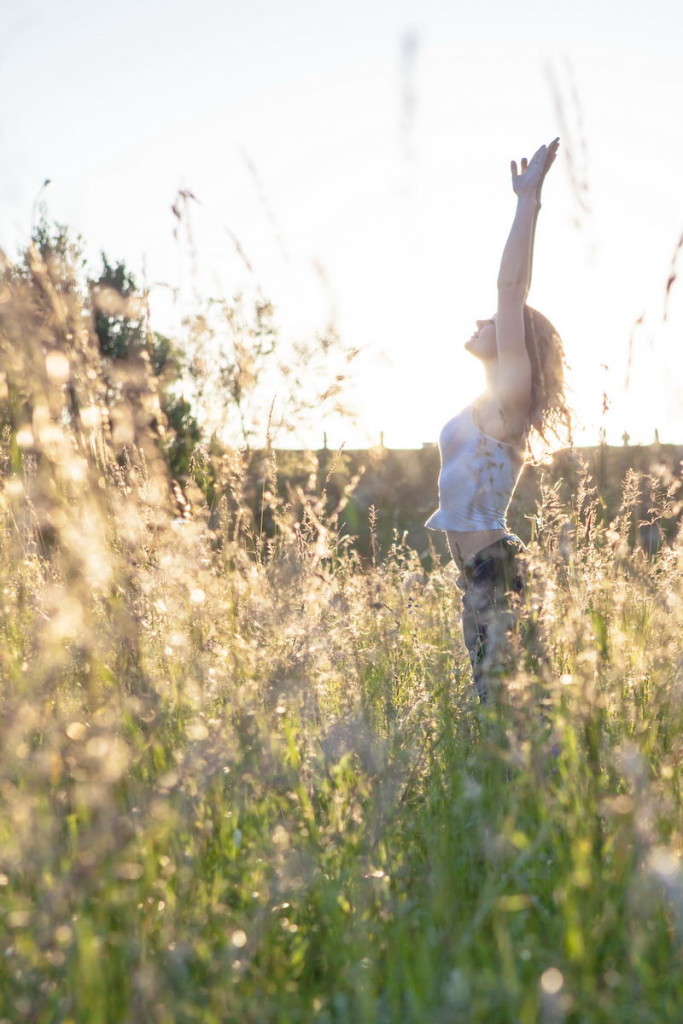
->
<box><xmin>464</xmin><ymin>317</ymin><xmax>497</xmax><ymax>361</ymax></box>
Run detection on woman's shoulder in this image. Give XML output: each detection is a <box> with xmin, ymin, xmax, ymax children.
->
<box><xmin>473</xmin><ymin>396</ymin><xmax>528</xmax><ymax>451</ymax></box>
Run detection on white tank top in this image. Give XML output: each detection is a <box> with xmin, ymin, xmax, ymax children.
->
<box><xmin>425</xmin><ymin>404</ymin><xmax>525</xmax><ymax>532</ymax></box>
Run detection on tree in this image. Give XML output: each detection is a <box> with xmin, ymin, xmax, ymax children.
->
<box><xmin>89</xmin><ymin>254</ymin><xmax>200</xmax><ymax>480</ymax></box>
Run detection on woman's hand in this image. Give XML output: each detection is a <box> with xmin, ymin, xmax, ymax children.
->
<box><xmin>511</xmin><ymin>138</ymin><xmax>559</xmax><ymax>200</ymax></box>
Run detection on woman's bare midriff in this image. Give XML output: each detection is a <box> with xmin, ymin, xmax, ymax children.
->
<box><xmin>446</xmin><ymin>529</ymin><xmax>507</xmax><ymax>572</ymax></box>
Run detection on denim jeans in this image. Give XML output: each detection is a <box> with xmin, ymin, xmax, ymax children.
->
<box><xmin>458</xmin><ymin>535</ymin><xmax>527</xmax><ymax>703</ymax></box>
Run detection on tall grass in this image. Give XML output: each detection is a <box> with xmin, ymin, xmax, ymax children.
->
<box><xmin>1</xmin><ymin>240</ymin><xmax>683</xmax><ymax>1023</ymax></box>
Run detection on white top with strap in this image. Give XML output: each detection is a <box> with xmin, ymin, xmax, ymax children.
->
<box><xmin>425</xmin><ymin>404</ymin><xmax>525</xmax><ymax>532</ymax></box>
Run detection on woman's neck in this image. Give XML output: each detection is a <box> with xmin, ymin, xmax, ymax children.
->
<box><xmin>482</xmin><ymin>357</ymin><xmax>499</xmax><ymax>391</ymax></box>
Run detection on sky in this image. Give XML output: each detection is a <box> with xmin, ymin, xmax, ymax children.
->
<box><xmin>2</xmin><ymin>0</ymin><xmax>683</xmax><ymax>449</ymax></box>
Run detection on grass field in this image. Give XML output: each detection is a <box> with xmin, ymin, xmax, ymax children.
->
<box><xmin>1</xmin><ymin>242</ymin><xmax>683</xmax><ymax>1023</ymax></box>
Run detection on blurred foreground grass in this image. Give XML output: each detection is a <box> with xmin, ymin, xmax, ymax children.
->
<box><xmin>1</xmin><ymin>237</ymin><xmax>683</xmax><ymax>1023</ymax></box>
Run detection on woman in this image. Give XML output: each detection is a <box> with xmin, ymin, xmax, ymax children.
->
<box><xmin>425</xmin><ymin>138</ymin><xmax>570</xmax><ymax>702</ymax></box>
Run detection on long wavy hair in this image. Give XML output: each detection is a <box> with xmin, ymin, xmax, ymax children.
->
<box><xmin>523</xmin><ymin>304</ymin><xmax>572</xmax><ymax>455</ymax></box>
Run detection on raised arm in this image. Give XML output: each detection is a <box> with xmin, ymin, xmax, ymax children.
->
<box><xmin>494</xmin><ymin>139</ymin><xmax>559</xmax><ymax>420</ymax></box>
<box><xmin>499</xmin><ymin>139</ymin><xmax>558</xmax><ymax>295</ymax></box>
